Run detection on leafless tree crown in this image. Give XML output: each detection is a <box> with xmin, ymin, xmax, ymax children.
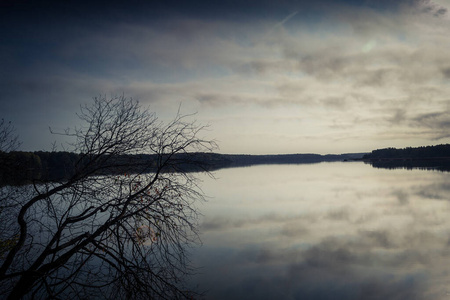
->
<box><xmin>0</xmin><ymin>95</ymin><xmax>217</xmax><ymax>299</ymax></box>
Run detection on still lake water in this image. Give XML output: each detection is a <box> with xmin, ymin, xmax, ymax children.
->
<box><xmin>188</xmin><ymin>162</ymin><xmax>450</xmax><ymax>300</ymax></box>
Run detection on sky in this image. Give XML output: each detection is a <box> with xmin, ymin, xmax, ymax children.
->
<box><xmin>1</xmin><ymin>0</ymin><xmax>450</xmax><ymax>154</ymax></box>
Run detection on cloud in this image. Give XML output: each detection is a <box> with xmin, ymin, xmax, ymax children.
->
<box><xmin>408</xmin><ymin>111</ymin><xmax>450</xmax><ymax>139</ymax></box>
<box><xmin>442</xmin><ymin>67</ymin><xmax>450</xmax><ymax>78</ymax></box>
<box><xmin>200</xmin><ymin>213</ymin><xmax>314</xmax><ymax>233</ymax></box>
<box><xmin>415</xmin><ymin>180</ymin><xmax>450</xmax><ymax>200</ymax></box>
<box><xmin>392</xmin><ymin>189</ymin><xmax>410</xmax><ymax>205</ymax></box>
<box><xmin>202</xmin><ymin>233</ymin><xmax>435</xmax><ymax>300</ymax></box>
<box><xmin>408</xmin><ymin>0</ymin><xmax>449</xmax><ymax>17</ymax></box>
<box><xmin>326</xmin><ymin>207</ymin><xmax>352</xmax><ymax>221</ymax></box>
<box><xmin>2</xmin><ymin>0</ymin><xmax>450</xmax><ymax>153</ymax></box>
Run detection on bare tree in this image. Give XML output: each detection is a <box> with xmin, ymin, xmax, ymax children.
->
<box><xmin>0</xmin><ymin>95</ymin><xmax>216</xmax><ymax>299</ymax></box>
<box><xmin>0</xmin><ymin>119</ymin><xmax>22</xmax><ymax>261</ymax></box>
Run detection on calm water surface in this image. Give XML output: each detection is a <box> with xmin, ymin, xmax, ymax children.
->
<box><xmin>189</xmin><ymin>162</ymin><xmax>450</xmax><ymax>300</ymax></box>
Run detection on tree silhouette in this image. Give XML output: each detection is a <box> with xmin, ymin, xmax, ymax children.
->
<box><xmin>0</xmin><ymin>119</ymin><xmax>22</xmax><ymax>267</ymax></box>
<box><xmin>0</xmin><ymin>95</ymin><xmax>216</xmax><ymax>299</ymax></box>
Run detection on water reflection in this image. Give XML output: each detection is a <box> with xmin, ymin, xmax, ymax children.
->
<box><xmin>189</xmin><ymin>162</ymin><xmax>450</xmax><ymax>300</ymax></box>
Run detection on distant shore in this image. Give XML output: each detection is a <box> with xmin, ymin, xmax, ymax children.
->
<box><xmin>3</xmin><ymin>143</ymin><xmax>450</xmax><ymax>185</ymax></box>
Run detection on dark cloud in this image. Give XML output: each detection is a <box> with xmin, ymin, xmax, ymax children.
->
<box><xmin>284</xmin><ymin>44</ymin><xmax>447</xmax><ymax>90</ymax></box>
<box><xmin>415</xmin><ymin>180</ymin><xmax>450</xmax><ymax>200</ymax></box>
<box><xmin>326</xmin><ymin>207</ymin><xmax>351</xmax><ymax>221</ymax></box>
<box><xmin>435</xmin><ymin>7</ymin><xmax>448</xmax><ymax>16</ymax></box>
<box><xmin>392</xmin><ymin>189</ymin><xmax>410</xmax><ymax>205</ymax></box>
<box><xmin>321</xmin><ymin>97</ymin><xmax>348</xmax><ymax>109</ymax></box>
<box><xmin>354</xmin><ymin>68</ymin><xmax>400</xmax><ymax>88</ymax></box>
<box><xmin>441</xmin><ymin>67</ymin><xmax>450</xmax><ymax>78</ymax></box>
<box><xmin>388</xmin><ymin>109</ymin><xmax>408</xmax><ymax>125</ymax></box>
<box><xmin>411</xmin><ymin>111</ymin><xmax>450</xmax><ymax>132</ymax></box>
<box><xmin>200</xmin><ymin>213</ymin><xmax>315</xmax><ymax>232</ymax></box>
<box><xmin>287</xmin><ymin>49</ymin><xmax>351</xmax><ymax>82</ymax></box>
<box><xmin>195</xmin><ymin>91</ymin><xmax>294</xmax><ymax>108</ymax></box>
<box><xmin>411</xmin><ymin>0</ymin><xmax>449</xmax><ymax>17</ymax></box>
<box><xmin>195</xmin><ymin>93</ymin><xmax>251</xmax><ymax>107</ymax></box>
<box><xmin>359</xmin><ymin>229</ymin><xmax>398</xmax><ymax>249</ymax></box>
<box><xmin>279</xmin><ymin>222</ymin><xmax>310</xmax><ymax>238</ymax></box>
<box><xmin>301</xmin><ymin>239</ymin><xmax>364</xmax><ymax>268</ymax></box>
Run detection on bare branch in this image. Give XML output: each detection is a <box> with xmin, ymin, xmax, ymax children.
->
<box><xmin>0</xmin><ymin>95</ymin><xmax>216</xmax><ymax>299</ymax></box>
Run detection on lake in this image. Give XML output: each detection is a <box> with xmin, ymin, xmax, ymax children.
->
<box><xmin>188</xmin><ymin>162</ymin><xmax>450</xmax><ymax>300</ymax></box>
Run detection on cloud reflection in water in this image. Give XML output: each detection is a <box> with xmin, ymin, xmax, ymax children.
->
<box><xmin>190</xmin><ymin>162</ymin><xmax>450</xmax><ymax>299</ymax></box>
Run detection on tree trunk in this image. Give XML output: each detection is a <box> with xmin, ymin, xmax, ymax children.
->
<box><xmin>7</xmin><ymin>272</ymin><xmax>39</xmax><ymax>300</ymax></box>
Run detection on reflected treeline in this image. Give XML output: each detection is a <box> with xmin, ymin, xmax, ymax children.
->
<box><xmin>363</xmin><ymin>144</ymin><xmax>450</xmax><ymax>172</ymax></box>
<box><xmin>0</xmin><ymin>151</ymin><xmax>366</xmax><ymax>185</ymax></box>
<box><xmin>366</xmin><ymin>159</ymin><xmax>450</xmax><ymax>172</ymax></box>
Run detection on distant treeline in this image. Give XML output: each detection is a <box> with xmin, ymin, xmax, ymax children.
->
<box><xmin>6</xmin><ymin>145</ymin><xmax>450</xmax><ymax>185</ymax></box>
<box><xmin>220</xmin><ymin>153</ymin><xmax>364</xmax><ymax>166</ymax></box>
<box><xmin>0</xmin><ymin>151</ymin><xmax>365</xmax><ymax>185</ymax></box>
<box><xmin>363</xmin><ymin>144</ymin><xmax>450</xmax><ymax>159</ymax></box>
<box><xmin>0</xmin><ymin>151</ymin><xmax>230</xmax><ymax>185</ymax></box>
<box><xmin>363</xmin><ymin>144</ymin><xmax>450</xmax><ymax>172</ymax></box>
